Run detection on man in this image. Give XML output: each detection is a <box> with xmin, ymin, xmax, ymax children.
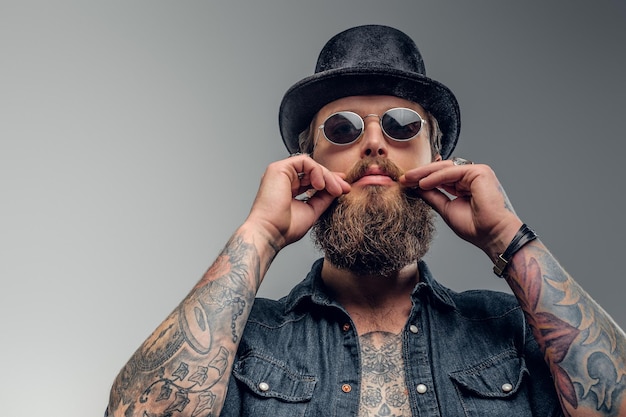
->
<box><xmin>107</xmin><ymin>25</ymin><xmax>625</xmax><ymax>417</ymax></box>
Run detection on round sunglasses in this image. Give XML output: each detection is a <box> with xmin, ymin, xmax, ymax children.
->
<box><xmin>317</xmin><ymin>107</ymin><xmax>426</xmax><ymax>146</ymax></box>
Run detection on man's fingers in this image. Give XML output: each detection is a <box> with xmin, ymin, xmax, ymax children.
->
<box><xmin>403</xmin><ymin>161</ymin><xmax>489</xmax><ymax>198</ymax></box>
<box><xmin>416</xmin><ymin>187</ymin><xmax>450</xmax><ymax>215</ymax></box>
<box><xmin>288</xmin><ymin>155</ymin><xmax>350</xmax><ymax>197</ymax></box>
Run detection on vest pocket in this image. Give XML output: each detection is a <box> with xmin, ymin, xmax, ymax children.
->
<box><xmin>449</xmin><ymin>349</ymin><xmax>531</xmax><ymax>416</ymax></box>
<box><xmin>232</xmin><ymin>351</ymin><xmax>317</xmax><ymax>416</ymax></box>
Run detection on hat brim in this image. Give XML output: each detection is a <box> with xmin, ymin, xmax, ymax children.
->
<box><xmin>279</xmin><ymin>67</ymin><xmax>460</xmax><ymax>159</ymax></box>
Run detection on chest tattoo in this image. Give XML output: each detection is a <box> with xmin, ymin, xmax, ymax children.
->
<box><xmin>358</xmin><ymin>331</ymin><xmax>410</xmax><ymax>417</ymax></box>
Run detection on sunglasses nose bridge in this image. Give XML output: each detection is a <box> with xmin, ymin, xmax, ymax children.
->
<box><xmin>362</xmin><ymin>113</ymin><xmax>388</xmax><ymax>138</ymax></box>
<box><xmin>363</xmin><ymin>113</ymin><xmax>383</xmax><ymax>129</ymax></box>
<box><xmin>360</xmin><ymin>114</ymin><xmax>388</xmax><ymax>157</ymax></box>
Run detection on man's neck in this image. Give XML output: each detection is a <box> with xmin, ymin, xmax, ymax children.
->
<box><xmin>320</xmin><ymin>259</ymin><xmax>419</xmax><ymax>335</ymax></box>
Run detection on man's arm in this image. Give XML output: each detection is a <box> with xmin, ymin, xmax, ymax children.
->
<box><xmin>505</xmin><ymin>240</ymin><xmax>626</xmax><ymax>417</ymax></box>
<box><xmin>402</xmin><ymin>160</ymin><xmax>626</xmax><ymax>417</ymax></box>
<box><xmin>106</xmin><ymin>226</ymin><xmax>273</xmax><ymax>417</ymax></box>
<box><xmin>106</xmin><ymin>155</ymin><xmax>350</xmax><ymax>416</ymax></box>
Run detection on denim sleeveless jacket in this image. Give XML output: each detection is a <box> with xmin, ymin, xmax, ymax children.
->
<box><xmin>220</xmin><ymin>259</ymin><xmax>562</xmax><ymax>416</ymax></box>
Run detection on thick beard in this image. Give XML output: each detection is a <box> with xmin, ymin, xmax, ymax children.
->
<box><xmin>311</xmin><ymin>158</ymin><xmax>436</xmax><ymax>277</ymax></box>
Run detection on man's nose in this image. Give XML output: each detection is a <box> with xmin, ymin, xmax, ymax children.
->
<box><xmin>359</xmin><ymin>115</ymin><xmax>388</xmax><ymax>157</ymax></box>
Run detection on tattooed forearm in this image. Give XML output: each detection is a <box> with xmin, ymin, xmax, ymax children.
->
<box><xmin>108</xmin><ymin>232</ymin><xmax>262</xmax><ymax>417</ymax></box>
<box><xmin>507</xmin><ymin>242</ymin><xmax>626</xmax><ymax>417</ymax></box>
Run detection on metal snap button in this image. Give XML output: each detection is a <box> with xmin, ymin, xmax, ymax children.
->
<box><xmin>258</xmin><ymin>382</ymin><xmax>270</xmax><ymax>392</ymax></box>
<box><xmin>416</xmin><ymin>383</ymin><xmax>427</xmax><ymax>394</ymax></box>
<box><xmin>501</xmin><ymin>383</ymin><xmax>513</xmax><ymax>393</ymax></box>
<box><xmin>409</xmin><ymin>325</ymin><xmax>419</xmax><ymax>334</ymax></box>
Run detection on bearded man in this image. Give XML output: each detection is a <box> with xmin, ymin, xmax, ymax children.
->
<box><xmin>107</xmin><ymin>25</ymin><xmax>626</xmax><ymax>417</ymax></box>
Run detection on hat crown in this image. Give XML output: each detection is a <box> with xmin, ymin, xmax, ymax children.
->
<box><xmin>315</xmin><ymin>25</ymin><xmax>426</xmax><ymax>75</ymax></box>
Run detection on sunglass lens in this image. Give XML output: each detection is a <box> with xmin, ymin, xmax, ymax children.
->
<box><xmin>382</xmin><ymin>108</ymin><xmax>423</xmax><ymax>140</ymax></box>
<box><xmin>323</xmin><ymin>112</ymin><xmax>363</xmax><ymax>144</ymax></box>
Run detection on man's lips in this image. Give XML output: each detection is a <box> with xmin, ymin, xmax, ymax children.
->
<box><xmin>353</xmin><ymin>175</ymin><xmax>396</xmax><ymax>186</ymax></box>
<box><xmin>351</xmin><ymin>166</ymin><xmax>399</xmax><ymax>186</ymax></box>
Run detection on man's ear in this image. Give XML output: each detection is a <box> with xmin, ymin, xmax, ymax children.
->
<box><xmin>433</xmin><ymin>153</ymin><xmax>442</xmax><ymax>162</ymax></box>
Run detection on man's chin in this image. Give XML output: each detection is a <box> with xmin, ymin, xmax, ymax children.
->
<box><xmin>312</xmin><ymin>185</ymin><xmax>436</xmax><ymax>277</ymax></box>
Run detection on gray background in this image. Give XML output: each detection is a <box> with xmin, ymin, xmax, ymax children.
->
<box><xmin>1</xmin><ymin>1</ymin><xmax>625</xmax><ymax>415</ymax></box>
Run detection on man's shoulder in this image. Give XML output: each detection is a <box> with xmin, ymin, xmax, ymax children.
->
<box><xmin>247</xmin><ymin>259</ymin><xmax>326</xmax><ymax>326</ymax></box>
<box><xmin>419</xmin><ymin>261</ymin><xmax>521</xmax><ymax>319</ymax></box>
<box><xmin>249</xmin><ymin>296</ymin><xmax>289</xmax><ymax>321</ymax></box>
<box><xmin>446</xmin><ymin>287</ymin><xmax>522</xmax><ymax>319</ymax></box>
<box><xmin>247</xmin><ymin>295</ymin><xmax>311</xmax><ymax>328</ymax></box>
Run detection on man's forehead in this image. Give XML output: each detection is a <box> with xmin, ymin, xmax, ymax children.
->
<box><xmin>315</xmin><ymin>95</ymin><xmax>427</xmax><ymax>120</ymax></box>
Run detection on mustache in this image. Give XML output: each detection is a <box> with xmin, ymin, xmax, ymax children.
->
<box><xmin>344</xmin><ymin>157</ymin><xmax>405</xmax><ymax>184</ymax></box>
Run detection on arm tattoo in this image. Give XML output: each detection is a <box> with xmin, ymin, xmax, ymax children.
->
<box><xmin>508</xmin><ymin>245</ymin><xmax>626</xmax><ymax>416</ymax></box>
<box><xmin>498</xmin><ymin>183</ymin><xmax>517</xmax><ymax>215</ymax></box>
<box><xmin>108</xmin><ymin>233</ymin><xmax>260</xmax><ymax>417</ymax></box>
<box><xmin>359</xmin><ymin>331</ymin><xmax>410</xmax><ymax>417</ymax></box>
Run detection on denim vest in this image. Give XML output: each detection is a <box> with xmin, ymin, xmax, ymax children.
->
<box><xmin>222</xmin><ymin>258</ymin><xmax>562</xmax><ymax>416</ymax></box>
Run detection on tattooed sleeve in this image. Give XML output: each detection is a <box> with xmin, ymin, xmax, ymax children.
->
<box><xmin>107</xmin><ymin>233</ymin><xmax>263</xmax><ymax>417</ymax></box>
<box><xmin>507</xmin><ymin>242</ymin><xmax>626</xmax><ymax>417</ymax></box>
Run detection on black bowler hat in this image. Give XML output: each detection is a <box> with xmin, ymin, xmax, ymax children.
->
<box><xmin>279</xmin><ymin>24</ymin><xmax>461</xmax><ymax>159</ymax></box>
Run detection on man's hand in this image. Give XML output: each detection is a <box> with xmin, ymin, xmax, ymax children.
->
<box><xmin>400</xmin><ymin>159</ymin><xmax>522</xmax><ymax>261</ymax></box>
<box><xmin>245</xmin><ymin>154</ymin><xmax>351</xmax><ymax>251</ymax></box>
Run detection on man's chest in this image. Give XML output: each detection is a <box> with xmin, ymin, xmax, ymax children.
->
<box><xmin>358</xmin><ymin>331</ymin><xmax>411</xmax><ymax>417</ymax></box>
